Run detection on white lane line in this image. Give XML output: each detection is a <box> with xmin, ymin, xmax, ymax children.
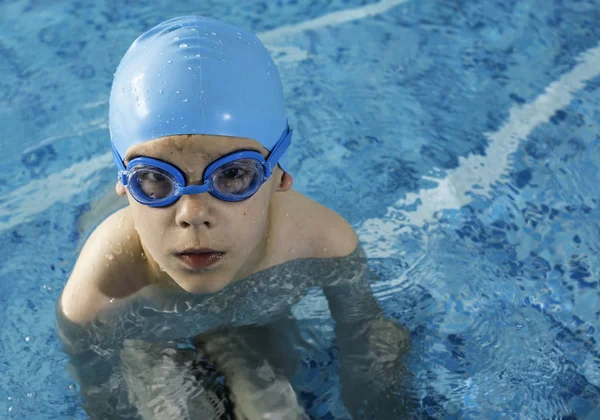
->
<box><xmin>262</xmin><ymin>0</ymin><xmax>409</xmax><ymax>65</ymax></box>
<box><xmin>21</xmin><ymin>120</ymin><xmax>108</xmax><ymax>155</ymax></box>
<box><xmin>267</xmin><ymin>45</ymin><xmax>311</xmax><ymax>65</ymax></box>
<box><xmin>0</xmin><ymin>152</ymin><xmax>112</xmax><ymax>231</ymax></box>
<box><xmin>82</xmin><ymin>99</ymin><xmax>108</xmax><ymax>109</ymax></box>
<box><xmin>359</xmin><ymin>43</ymin><xmax>600</xmax><ymax>259</ymax></box>
<box><xmin>259</xmin><ymin>0</ymin><xmax>409</xmax><ymax>42</ymax></box>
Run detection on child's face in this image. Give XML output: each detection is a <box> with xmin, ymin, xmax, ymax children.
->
<box><xmin>117</xmin><ymin>134</ymin><xmax>292</xmax><ymax>294</ymax></box>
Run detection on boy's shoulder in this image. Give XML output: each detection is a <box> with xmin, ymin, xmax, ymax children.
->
<box><xmin>59</xmin><ymin>207</ymin><xmax>149</xmax><ymax>325</ymax></box>
<box><xmin>269</xmin><ymin>190</ymin><xmax>358</xmax><ymax>264</ymax></box>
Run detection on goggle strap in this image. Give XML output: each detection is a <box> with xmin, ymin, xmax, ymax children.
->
<box><xmin>111</xmin><ymin>142</ymin><xmax>128</xmax><ymax>186</ymax></box>
<box><xmin>265</xmin><ymin>124</ymin><xmax>293</xmax><ymax>176</ymax></box>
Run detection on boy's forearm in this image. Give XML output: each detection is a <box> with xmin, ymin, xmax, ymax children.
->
<box><xmin>323</xmin><ymin>257</ymin><xmax>411</xmax><ymax>418</ymax></box>
<box><xmin>323</xmin><ymin>255</ymin><xmax>384</xmax><ymax>332</ymax></box>
<box><xmin>56</xmin><ymin>304</ymin><xmax>136</xmax><ymax>419</ymax></box>
<box><xmin>61</xmin><ymin>344</ymin><xmax>136</xmax><ymax>419</ymax></box>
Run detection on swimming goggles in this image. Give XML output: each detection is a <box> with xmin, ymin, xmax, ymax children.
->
<box><xmin>111</xmin><ymin>125</ymin><xmax>292</xmax><ymax>207</ymax></box>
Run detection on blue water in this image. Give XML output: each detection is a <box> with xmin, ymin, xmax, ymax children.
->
<box><xmin>1</xmin><ymin>0</ymin><xmax>600</xmax><ymax>418</ymax></box>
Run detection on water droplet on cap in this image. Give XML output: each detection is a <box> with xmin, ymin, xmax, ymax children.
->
<box><xmin>175</xmin><ymin>90</ymin><xmax>180</xmax><ymax>94</ymax></box>
<box><xmin>183</xmin><ymin>98</ymin><xmax>188</xmax><ymax>102</ymax></box>
<box><xmin>187</xmin><ymin>66</ymin><xmax>192</xmax><ymax>70</ymax></box>
<box><xmin>211</xmin><ymin>32</ymin><xmax>217</xmax><ymax>35</ymax></box>
<box><xmin>173</xmin><ymin>36</ymin><xmax>180</xmax><ymax>40</ymax></box>
<box><xmin>159</xmin><ymin>89</ymin><xmax>163</xmax><ymax>94</ymax></box>
<box><xmin>167</xmin><ymin>60</ymin><xmax>172</xmax><ymax>64</ymax></box>
<box><xmin>179</xmin><ymin>43</ymin><xmax>188</xmax><ymax>48</ymax></box>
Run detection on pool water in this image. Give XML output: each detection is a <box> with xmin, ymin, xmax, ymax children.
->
<box><xmin>1</xmin><ymin>0</ymin><xmax>600</xmax><ymax>418</ymax></box>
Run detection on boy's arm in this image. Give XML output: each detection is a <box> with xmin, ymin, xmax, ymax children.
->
<box><xmin>322</xmin><ymin>247</ymin><xmax>412</xmax><ymax>419</ymax></box>
<box><xmin>56</xmin><ymin>209</ymin><xmax>144</xmax><ymax>418</ymax></box>
<box><xmin>56</xmin><ymin>300</ymin><xmax>138</xmax><ymax>419</ymax></box>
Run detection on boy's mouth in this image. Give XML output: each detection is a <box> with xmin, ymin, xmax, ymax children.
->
<box><xmin>176</xmin><ymin>248</ymin><xmax>225</xmax><ymax>269</ymax></box>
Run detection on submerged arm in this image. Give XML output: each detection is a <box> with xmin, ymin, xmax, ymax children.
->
<box><xmin>322</xmin><ymin>247</ymin><xmax>411</xmax><ymax>419</ymax></box>
<box><xmin>55</xmin><ymin>299</ymin><xmax>138</xmax><ymax>419</ymax></box>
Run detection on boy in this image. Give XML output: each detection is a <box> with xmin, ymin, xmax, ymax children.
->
<box><xmin>57</xmin><ymin>16</ymin><xmax>410</xmax><ymax>419</ymax></box>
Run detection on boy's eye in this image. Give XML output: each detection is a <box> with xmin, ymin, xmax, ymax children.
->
<box><xmin>222</xmin><ymin>166</ymin><xmax>247</xmax><ymax>179</ymax></box>
<box><xmin>140</xmin><ymin>171</ymin><xmax>167</xmax><ymax>182</ymax></box>
<box><xmin>135</xmin><ymin>169</ymin><xmax>174</xmax><ymax>199</ymax></box>
<box><xmin>213</xmin><ymin>160</ymin><xmax>261</xmax><ymax>195</ymax></box>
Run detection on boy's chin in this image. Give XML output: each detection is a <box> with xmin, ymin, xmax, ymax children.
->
<box><xmin>173</xmin><ymin>273</ymin><xmax>233</xmax><ymax>295</ymax></box>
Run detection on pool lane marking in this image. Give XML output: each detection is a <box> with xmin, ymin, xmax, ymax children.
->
<box><xmin>21</xmin><ymin>120</ymin><xmax>108</xmax><ymax>155</ymax></box>
<box><xmin>359</xmin><ymin>43</ymin><xmax>600</xmax><ymax>261</ymax></box>
<box><xmin>0</xmin><ymin>152</ymin><xmax>113</xmax><ymax>231</ymax></box>
<box><xmin>259</xmin><ymin>0</ymin><xmax>410</xmax><ymax>43</ymax></box>
<box><xmin>263</xmin><ymin>0</ymin><xmax>410</xmax><ymax>65</ymax></box>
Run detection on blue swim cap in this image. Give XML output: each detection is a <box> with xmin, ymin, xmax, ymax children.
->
<box><xmin>109</xmin><ymin>16</ymin><xmax>290</xmax><ymax>171</ymax></box>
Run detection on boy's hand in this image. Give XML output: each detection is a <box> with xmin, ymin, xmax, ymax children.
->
<box><xmin>336</xmin><ymin>315</ymin><xmax>412</xmax><ymax>419</ymax></box>
<box><xmin>196</xmin><ymin>329</ymin><xmax>309</xmax><ymax>420</ymax></box>
<box><xmin>227</xmin><ymin>368</ymin><xmax>309</xmax><ymax>420</ymax></box>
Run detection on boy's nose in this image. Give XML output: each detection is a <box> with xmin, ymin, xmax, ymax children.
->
<box><xmin>174</xmin><ymin>192</ymin><xmax>216</xmax><ymax>228</ymax></box>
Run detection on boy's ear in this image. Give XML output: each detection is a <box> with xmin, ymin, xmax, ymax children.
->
<box><xmin>276</xmin><ymin>170</ymin><xmax>293</xmax><ymax>192</ymax></box>
<box><xmin>116</xmin><ymin>181</ymin><xmax>127</xmax><ymax>196</ymax></box>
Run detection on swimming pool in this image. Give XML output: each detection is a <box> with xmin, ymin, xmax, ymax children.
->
<box><xmin>1</xmin><ymin>0</ymin><xmax>599</xmax><ymax>418</ymax></box>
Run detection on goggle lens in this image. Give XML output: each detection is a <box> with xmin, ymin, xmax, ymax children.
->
<box><xmin>211</xmin><ymin>159</ymin><xmax>263</xmax><ymax>197</ymax></box>
<box><xmin>129</xmin><ymin>165</ymin><xmax>177</xmax><ymax>201</ymax></box>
